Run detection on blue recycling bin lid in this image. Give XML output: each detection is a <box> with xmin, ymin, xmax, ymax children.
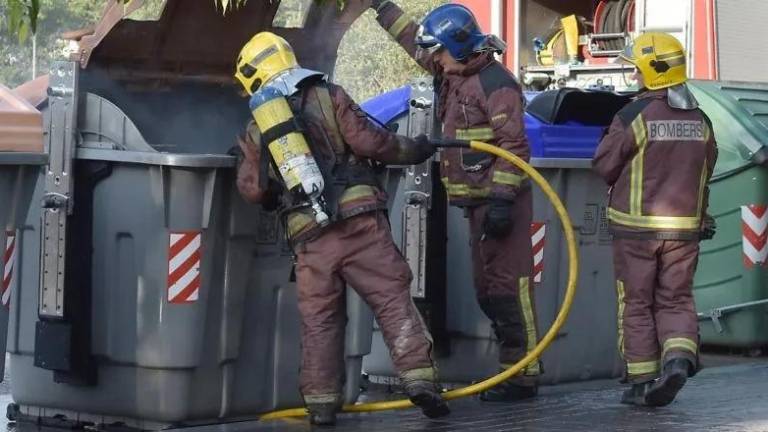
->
<box><xmin>361</xmin><ymin>86</ymin><xmax>621</xmax><ymax>159</ymax></box>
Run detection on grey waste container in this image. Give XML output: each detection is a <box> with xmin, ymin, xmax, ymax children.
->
<box><xmin>367</xmin><ymin>159</ymin><xmax>622</xmax><ymax>385</ymax></box>
<box><xmin>0</xmin><ymin>153</ymin><xmax>46</xmax><ymax>383</ymax></box>
<box><xmin>7</xmin><ymin>68</ymin><xmax>373</xmax><ymax>429</ymax></box>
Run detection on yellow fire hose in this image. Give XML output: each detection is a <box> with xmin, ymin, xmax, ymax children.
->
<box><xmin>260</xmin><ymin>140</ymin><xmax>579</xmax><ymax>421</ymax></box>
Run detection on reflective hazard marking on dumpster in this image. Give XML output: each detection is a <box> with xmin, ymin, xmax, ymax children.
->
<box><xmin>168</xmin><ymin>232</ymin><xmax>202</xmax><ymax>304</ymax></box>
<box><xmin>3</xmin><ymin>231</ymin><xmax>16</xmax><ymax>308</ymax></box>
<box><xmin>742</xmin><ymin>205</ymin><xmax>768</xmax><ymax>268</ymax></box>
<box><xmin>531</xmin><ymin>223</ymin><xmax>546</xmax><ymax>283</ymax></box>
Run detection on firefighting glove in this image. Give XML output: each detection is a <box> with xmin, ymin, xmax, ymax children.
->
<box><xmin>483</xmin><ymin>199</ymin><xmax>514</xmax><ymax>239</ymax></box>
<box><xmin>410</xmin><ymin>134</ymin><xmax>437</xmax><ymax>165</ymax></box>
<box><xmin>701</xmin><ymin>215</ymin><xmax>717</xmax><ymax>240</ymax></box>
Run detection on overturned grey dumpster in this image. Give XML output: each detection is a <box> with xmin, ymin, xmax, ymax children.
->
<box><xmin>5</xmin><ymin>0</ymin><xmax>373</xmax><ymax>429</ymax></box>
<box><xmin>0</xmin><ymin>84</ymin><xmax>47</xmax><ymax>384</ymax></box>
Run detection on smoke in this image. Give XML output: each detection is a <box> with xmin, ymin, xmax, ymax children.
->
<box><xmin>80</xmin><ymin>67</ymin><xmax>251</xmax><ymax>155</ymax></box>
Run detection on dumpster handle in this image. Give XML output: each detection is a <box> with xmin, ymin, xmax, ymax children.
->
<box><xmin>697</xmin><ymin>298</ymin><xmax>768</xmax><ymax>334</ymax></box>
<box><xmin>260</xmin><ymin>139</ymin><xmax>580</xmax><ymax>420</ymax></box>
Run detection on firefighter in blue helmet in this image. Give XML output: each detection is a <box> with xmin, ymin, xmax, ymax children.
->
<box><xmin>370</xmin><ymin>1</ymin><xmax>542</xmax><ymax>402</ymax></box>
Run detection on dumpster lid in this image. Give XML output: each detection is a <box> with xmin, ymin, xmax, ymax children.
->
<box><xmin>12</xmin><ymin>75</ymin><xmax>50</xmax><ymax>109</ymax></box>
<box><xmin>0</xmin><ymin>84</ymin><xmax>44</xmax><ymax>154</ymax></box>
<box><xmin>688</xmin><ymin>80</ymin><xmax>768</xmax><ymax>178</ymax></box>
<box><xmin>75</xmin><ymin>0</ymin><xmax>368</xmax><ymax>82</ymax></box>
<box><xmin>526</xmin><ymin>88</ymin><xmax>632</xmax><ymax>126</ymax></box>
<box><xmin>360</xmin><ymin>85</ymin><xmax>411</xmax><ymax>126</ymax></box>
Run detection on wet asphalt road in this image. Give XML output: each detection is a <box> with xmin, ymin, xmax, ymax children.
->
<box><xmin>2</xmin><ymin>355</ymin><xmax>767</xmax><ymax>432</ymax></box>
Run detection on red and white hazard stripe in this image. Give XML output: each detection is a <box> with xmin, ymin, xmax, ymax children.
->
<box><xmin>742</xmin><ymin>205</ymin><xmax>768</xmax><ymax>268</ymax></box>
<box><xmin>531</xmin><ymin>222</ymin><xmax>546</xmax><ymax>283</ymax></box>
<box><xmin>168</xmin><ymin>231</ymin><xmax>202</xmax><ymax>304</ymax></box>
<box><xmin>3</xmin><ymin>231</ymin><xmax>17</xmax><ymax>308</ymax></box>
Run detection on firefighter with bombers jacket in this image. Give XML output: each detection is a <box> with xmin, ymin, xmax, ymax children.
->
<box><xmin>593</xmin><ymin>32</ymin><xmax>718</xmax><ymax>407</ymax></box>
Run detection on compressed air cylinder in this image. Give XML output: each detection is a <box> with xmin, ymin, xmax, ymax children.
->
<box><xmin>249</xmin><ymin>86</ymin><xmax>329</xmax><ymax>226</ymax></box>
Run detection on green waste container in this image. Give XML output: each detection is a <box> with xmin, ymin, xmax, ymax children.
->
<box><xmin>690</xmin><ymin>81</ymin><xmax>768</xmax><ymax>348</ymax></box>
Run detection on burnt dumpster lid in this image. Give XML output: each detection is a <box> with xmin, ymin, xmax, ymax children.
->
<box><xmin>75</xmin><ymin>0</ymin><xmax>368</xmax><ymax>82</ymax></box>
<box><xmin>0</xmin><ymin>85</ymin><xmax>44</xmax><ymax>154</ymax></box>
<box><xmin>12</xmin><ymin>75</ymin><xmax>50</xmax><ymax>109</ymax></box>
<box><xmin>688</xmin><ymin>80</ymin><xmax>768</xmax><ymax>179</ymax></box>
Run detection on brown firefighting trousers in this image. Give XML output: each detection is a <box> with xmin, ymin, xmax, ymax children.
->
<box><xmin>467</xmin><ymin>187</ymin><xmax>541</xmax><ymax>384</ymax></box>
<box><xmin>295</xmin><ymin>212</ymin><xmax>435</xmax><ymax>404</ymax></box>
<box><xmin>613</xmin><ymin>238</ymin><xmax>700</xmax><ymax>383</ymax></box>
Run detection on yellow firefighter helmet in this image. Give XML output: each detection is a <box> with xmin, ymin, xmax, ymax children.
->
<box><xmin>618</xmin><ymin>32</ymin><xmax>687</xmax><ymax>90</ymax></box>
<box><xmin>235</xmin><ymin>32</ymin><xmax>298</xmax><ymax>95</ymax></box>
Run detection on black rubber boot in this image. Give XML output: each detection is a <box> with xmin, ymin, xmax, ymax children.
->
<box><xmin>620</xmin><ymin>382</ymin><xmax>653</xmax><ymax>406</ymax></box>
<box><xmin>404</xmin><ymin>380</ymin><xmax>451</xmax><ymax>419</ymax></box>
<box><xmin>644</xmin><ymin>358</ymin><xmax>692</xmax><ymax>407</ymax></box>
<box><xmin>480</xmin><ymin>381</ymin><xmax>538</xmax><ymax>402</ymax></box>
<box><xmin>307</xmin><ymin>403</ymin><xmax>338</xmax><ymax>427</ymax></box>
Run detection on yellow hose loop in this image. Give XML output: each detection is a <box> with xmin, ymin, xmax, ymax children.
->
<box><xmin>260</xmin><ymin>140</ymin><xmax>579</xmax><ymax>420</ymax></box>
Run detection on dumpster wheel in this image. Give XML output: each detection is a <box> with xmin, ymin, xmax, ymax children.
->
<box><xmin>260</xmin><ymin>140</ymin><xmax>580</xmax><ymax>420</ymax></box>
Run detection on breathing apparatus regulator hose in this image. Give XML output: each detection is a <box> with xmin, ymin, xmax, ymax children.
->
<box><xmin>260</xmin><ymin>139</ymin><xmax>579</xmax><ymax>420</ymax></box>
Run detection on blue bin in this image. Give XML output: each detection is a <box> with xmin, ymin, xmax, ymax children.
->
<box><xmin>525</xmin><ymin>114</ymin><xmax>606</xmax><ymax>159</ymax></box>
<box><xmin>362</xmin><ymin>86</ymin><xmax>629</xmax><ymax>159</ymax></box>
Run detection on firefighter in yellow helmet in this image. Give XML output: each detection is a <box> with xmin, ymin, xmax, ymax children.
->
<box><xmin>594</xmin><ymin>32</ymin><xmax>718</xmax><ymax>406</ymax></box>
<box><xmin>233</xmin><ymin>32</ymin><xmax>449</xmax><ymax>425</ymax></box>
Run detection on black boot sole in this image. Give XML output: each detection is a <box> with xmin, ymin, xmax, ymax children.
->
<box><xmin>410</xmin><ymin>393</ymin><xmax>451</xmax><ymax>419</ymax></box>
<box><xmin>645</xmin><ymin>371</ymin><xmax>687</xmax><ymax>407</ymax></box>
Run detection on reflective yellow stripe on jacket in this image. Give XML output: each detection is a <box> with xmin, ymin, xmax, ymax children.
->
<box><xmin>455</xmin><ymin>127</ymin><xmax>494</xmax><ymax>141</ymax></box>
<box><xmin>387</xmin><ymin>14</ymin><xmax>412</xmax><ymax>39</ymax></box>
<box><xmin>492</xmin><ymin>170</ymin><xmax>526</xmax><ymax>187</ymax></box>
<box><xmin>607</xmin><ymin>208</ymin><xmax>701</xmax><ymax>230</ymax></box>
<box><xmin>608</xmin><ymin>114</ymin><xmax>703</xmax><ymax>230</ymax></box>
<box><xmin>629</xmin><ymin>115</ymin><xmax>648</xmax><ymax>216</ymax></box>
<box><xmin>286</xmin><ymin>186</ymin><xmax>380</xmax><ymax>239</ymax></box>
<box><xmin>442</xmin><ymin>178</ymin><xmax>491</xmax><ymax>198</ymax></box>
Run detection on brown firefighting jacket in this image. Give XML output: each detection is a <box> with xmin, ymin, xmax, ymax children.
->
<box><xmin>593</xmin><ymin>89</ymin><xmax>718</xmax><ymax>240</ymax></box>
<box><xmin>236</xmin><ymin>80</ymin><xmax>422</xmax><ymax>245</ymax></box>
<box><xmin>377</xmin><ymin>2</ymin><xmax>530</xmax><ymax>207</ymax></box>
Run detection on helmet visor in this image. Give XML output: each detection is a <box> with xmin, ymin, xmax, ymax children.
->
<box><xmin>415</xmin><ymin>25</ymin><xmax>442</xmax><ymax>53</ymax></box>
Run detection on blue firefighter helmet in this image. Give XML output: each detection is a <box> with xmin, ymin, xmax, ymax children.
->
<box><xmin>416</xmin><ymin>4</ymin><xmax>507</xmax><ymax>61</ymax></box>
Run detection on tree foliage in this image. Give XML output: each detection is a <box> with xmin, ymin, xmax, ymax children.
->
<box><xmin>1</xmin><ymin>0</ymin><xmax>40</xmax><ymax>41</ymax></box>
<box><xmin>0</xmin><ymin>0</ymin><xmax>163</xmax><ymax>87</ymax></box>
<box><xmin>0</xmin><ymin>0</ymin><xmax>443</xmax><ymax>100</ymax></box>
<box><xmin>334</xmin><ymin>0</ymin><xmax>446</xmax><ymax>102</ymax></box>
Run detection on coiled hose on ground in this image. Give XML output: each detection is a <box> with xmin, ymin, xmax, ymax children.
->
<box><xmin>260</xmin><ymin>139</ymin><xmax>580</xmax><ymax>421</ymax></box>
